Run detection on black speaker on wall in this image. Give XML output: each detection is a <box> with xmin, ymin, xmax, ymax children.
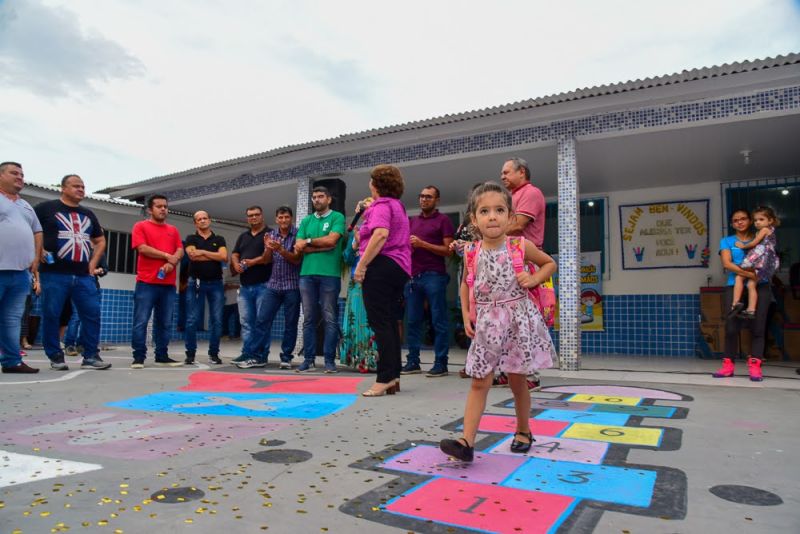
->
<box><xmin>312</xmin><ymin>178</ymin><xmax>346</xmax><ymax>215</ymax></box>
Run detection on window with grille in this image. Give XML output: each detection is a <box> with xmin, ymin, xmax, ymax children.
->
<box><xmin>542</xmin><ymin>198</ymin><xmax>607</xmax><ymax>275</ymax></box>
<box><xmin>724</xmin><ymin>179</ymin><xmax>799</xmax><ymax>271</ymax></box>
<box><xmin>103</xmin><ymin>229</ymin><xmax>137</xmax><ymax>274</ymax></box>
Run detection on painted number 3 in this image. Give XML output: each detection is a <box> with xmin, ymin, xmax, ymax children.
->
<box><xmin>557</xmin><ymin>470</ymin><xmax>593</xmax><ymax>484</ymax></box>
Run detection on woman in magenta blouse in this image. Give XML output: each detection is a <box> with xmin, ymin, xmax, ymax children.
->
<box><xmin>354</xmin><ymin>165</ymin><xmax>412</xmax><ymax>396</ymax></box>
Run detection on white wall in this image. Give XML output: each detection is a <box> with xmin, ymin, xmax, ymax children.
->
<box><xmin>603</xmin><ymin>180</ymin><xmax>724</xmax><ymax>295</ymax></box>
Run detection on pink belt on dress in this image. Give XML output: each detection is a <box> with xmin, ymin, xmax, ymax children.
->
<box><xmin>475</xmin><ymin>295</ymin><xmax>526</xmax><ymax>306</ymax></box>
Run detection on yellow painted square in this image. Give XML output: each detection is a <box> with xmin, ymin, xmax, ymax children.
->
<box><xmin>569</xmin><ymin>394</ymin><xmax>642</xmax><ymax>406</ymax></box>
<box><xmin>562</xmin><ymin>423</ymin><xmax>663</xmax><ymax>447</ymax></box>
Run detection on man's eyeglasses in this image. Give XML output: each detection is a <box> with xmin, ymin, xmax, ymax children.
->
<box><xmin>418</xmin><ymin>194</ymin><xmax>436</xmax><ymax>200</ymax></box>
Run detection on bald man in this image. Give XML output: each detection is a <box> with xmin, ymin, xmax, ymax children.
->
<box><xmin>183</xmin><ymin>210</ymin><xmax>228</xmax><ymax>365</ymax></box>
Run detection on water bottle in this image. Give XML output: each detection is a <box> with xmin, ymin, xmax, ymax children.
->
<box><xmin>157</xmin><ymin>268</ymin><xmax>166</xmax><ymax>280</ymax></box>
<box><xmin>43</xmin><ymin>251</ymin><xmax>55</xmax><ymax>264</ymax></box>
<box><xmin>240</xmin><ymin>261</ymin><xmax>248</xmax><ymax>272</ymax></box>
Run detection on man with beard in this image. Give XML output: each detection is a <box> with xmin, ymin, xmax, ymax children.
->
<box><xmin>130</xmin><ymin>194</ymin><xmax>184</xmax><ymax>368</ymax></box>
<box><xmin>294</xmin><ymin>186</ymin><xmax>345</xmax><ymax>373</ymax></box>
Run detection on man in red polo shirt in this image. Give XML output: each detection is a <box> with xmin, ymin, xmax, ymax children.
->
<box><xmin>130</xmin><ymin>194</ymin><xmax>184</xmax><ymax>368</ymax></box>
<box><xmin>501</xmin><ymin>157</ymin><xmax>545</xmax><ymax>248</ymax></box>
<box><xmin>500</xmin><ymin>157</ymin><xmax>545</xmax><ymax>390</ymax></box>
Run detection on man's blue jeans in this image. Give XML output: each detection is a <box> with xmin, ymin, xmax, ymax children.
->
<box><xmin>0</xmin><ymin>270</ymin><xmax>30</xmax><ymax>368</ymax></box>
<box><xmin>131</xmin><ymin>282</ymin><xmax>175</xmax><ymax>361</ymax></box>
<box><xmin>63</xmin><ymin>301</ymin><xmax>80</xmax><ymax>347</ymax></box>
<box><xmin>262</xmin><ymin>287</ymin><xmax>301</xmax><ymax>362</ymax></box>
<box><xmin>404</xmin><ymin>272</ymin><xmax>450</xmax><ymax>367</ymax></box>
<box><xmin>184</xmin><ymin>278</ymin><xmax>224</xmax><ymax>356</ymax></box>
<box><xmin>41</xmin><ymin>272</ymin><xmax>101</xmax><ymax>361</ymax></box>
<box><xmin>238</xmin><ymin>283</ymin><xmax>268</xmax><ymax>358</ymax></box>
<box><xmin>299</xmin><ymin>275</ymin><xmax>341</xmax><ymax>363</ymax></box>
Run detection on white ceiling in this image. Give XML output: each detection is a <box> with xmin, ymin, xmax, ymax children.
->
<box><xmin>168</xmin><ymin>113</ymin><xmax>800</xmax><ymax>223</ymax></box>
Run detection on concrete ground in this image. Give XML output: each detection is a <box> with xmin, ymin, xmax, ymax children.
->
<box><xmin>2</xmin><ymin>340</ymin><xmax>799</xmax><ymax>534</ymax></box>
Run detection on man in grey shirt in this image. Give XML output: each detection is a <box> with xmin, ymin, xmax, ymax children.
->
<box><xmin>0</xmin><ymin>162</ymin><xmax>42</xmax><ymax>373</ymax></box>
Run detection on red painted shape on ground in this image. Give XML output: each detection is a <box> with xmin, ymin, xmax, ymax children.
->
<box><xmin>479</xmin><ymin>414</ymin><xmax>569</xmax><ymax>436</ymax></box>
<box><xmin>181</xmin><ymin>371</ymin><xmax>364</xmax><ymax>394</ymax></box>
<box><xmin>385</xmin><ymin>477</ymin><xmax>574</xmax><ymax>534</ymax></box>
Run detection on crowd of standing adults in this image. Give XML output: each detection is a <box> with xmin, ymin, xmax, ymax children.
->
<box><xmin>0</xmin><ymin>157</ymin><xmax>550</xmax><ymax>378</ymax></box>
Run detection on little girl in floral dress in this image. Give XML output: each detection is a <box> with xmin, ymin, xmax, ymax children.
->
<box><xmin>439</xmin><ymin>182</ymin><xmax>557</xmax><ymax>462</ymax></box>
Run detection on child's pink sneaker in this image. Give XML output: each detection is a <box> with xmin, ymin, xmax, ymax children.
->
<box><xmin>747</xmin><ymin>357</ymin><xmax>763</xmax><ymax>382</ymax></box>
<box><xmin>712</xmin><ymin>357</ymin><xmax>735</xmax><ymax>378</ymax></box>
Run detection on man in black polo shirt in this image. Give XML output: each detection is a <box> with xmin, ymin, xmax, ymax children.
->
<box><xmin>183</xmin><ymin>210</ymin><xmax>228</xmax><ymax>365</ymax></box>
<box><xmin>231</xmin><ymin>205</ymin><xmax>272</xmax><ymax>366</ymax></box>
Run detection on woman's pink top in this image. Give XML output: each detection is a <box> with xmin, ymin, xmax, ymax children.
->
<box><xmin>358</xmin><ymin>197</ymin><xmax>412</xmax><ymax>276</ymax></box>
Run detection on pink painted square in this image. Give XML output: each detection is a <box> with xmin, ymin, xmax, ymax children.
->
<box><xmin>381</xmin><ymin>445</ymin><xmax>526</xmax><ymax>484</ymax></box>
<box><xmin>1</xmin><ymin>410</ymin><xmax>286</xmax><ymax>460</ymax></box>
<box><xmin>182</xmin><ymin>371</ymin><xmax>364</xmax><ymax>394</ymax></box>
<box><xmin>479</xmin><ymin>414</ymin><xmax>569</xmax><ymax>436</ymax></box>
<box><xmin>385</xmin><ymin>477</ymin><xmax>575</xmax><ymax>534</ymax></box>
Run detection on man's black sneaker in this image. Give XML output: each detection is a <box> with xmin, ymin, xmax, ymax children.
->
<box><xmin>426</xmin><ymin>367</ymin><xmax>449</xmax><ymax>377</ymax></box>
<box><xmin>209</xmin><ymin>355</ymin><xmax>223</xmax><ymax>365</ymax></box>
<box><xmin>400</xmin><ymin>362</ymin><xmax>422</xmax><ymax>375</ymax></box>
<box><xmin>154</xmin><ymin>357</ymin><xmax>184</xmax><ymax>367</ymax></box>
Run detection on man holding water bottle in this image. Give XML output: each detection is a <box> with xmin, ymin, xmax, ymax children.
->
<box><xmin>230</xmin><ymin>206</ymin><xmax>272</xmax><ymax>367</ymax></box>
<box><xmin>130</xmin><ymin>194</ymin><xmax>184</xmax><ymax>368</ymax></box>
<box><xmin>35</xmin><ymin>174</ymin><xmax>109</xmax><ymax>371</ymax></box>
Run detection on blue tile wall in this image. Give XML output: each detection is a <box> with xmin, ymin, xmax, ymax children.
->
<box><xmin>551</xmin><ymin>294</ymin><xmax>700</xmax><ymax>357</ymax></box>
<box><xmin>72</xmin><ymin>289</ymin><xmax>701</xmax><ymax>356</ymax></box>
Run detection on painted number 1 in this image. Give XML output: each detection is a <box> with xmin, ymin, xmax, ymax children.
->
<box><xmin>459</xmin><ymin>496</ymin><xmax>487</xmax><ymax>514</ymax></box>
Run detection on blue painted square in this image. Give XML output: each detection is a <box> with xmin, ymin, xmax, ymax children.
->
<box><xmin>535</xmin><ymin>409</ymin><xmax>630</xmax><ymax>426</ymax></box>
<box><xmin>502</xmin><ymin>458</ymin><xmax>657</xmax><ymax>507</ymax></box>
<box><xmin>107</xmin><ymin>391</ymin><xmax>356</xmax><ymax>419</ymax></box>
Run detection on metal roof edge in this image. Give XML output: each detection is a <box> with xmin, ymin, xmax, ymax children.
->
<box><xmin>98</xmin><ymin>52</ymin><xmax>800</xmax><ymax>195</ymax></box>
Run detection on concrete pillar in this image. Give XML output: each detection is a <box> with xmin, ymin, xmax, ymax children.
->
<box><xmin>557</xmin><ymin>137</ymin><xmax>581</xmax><ymax>371</ymax></box>
<box><xmin>295</xmin><ymin>176</ymin><xmax>311</xmax><ymax>222</ymax></box>
<box><xmin>293</xmin><ymin>175</ymin><xmax>312</xmax><ymax>358</ymax></box>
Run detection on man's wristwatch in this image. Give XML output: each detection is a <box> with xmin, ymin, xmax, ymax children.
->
<box><xmin>306</xmin><ymin>238</ymin><xmax>312</xmax><ymax>246</ymax></box>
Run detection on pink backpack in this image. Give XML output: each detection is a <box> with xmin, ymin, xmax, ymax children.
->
<box><xmin>464</xmin><ymin>236</ymin><xmax>556</xmax><ymax>327</ymax></box>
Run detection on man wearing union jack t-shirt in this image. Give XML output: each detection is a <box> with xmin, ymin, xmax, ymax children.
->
<box><xmin>35</xmin><ymin>174</ymin><xmax>110</xmax><ymax>370</ymax></box>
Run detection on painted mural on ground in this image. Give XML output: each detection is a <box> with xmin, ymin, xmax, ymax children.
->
<box><xmin>343</xmin><ymin>384</ymin><xmax>691</xmax><ymax>534</ymax></box>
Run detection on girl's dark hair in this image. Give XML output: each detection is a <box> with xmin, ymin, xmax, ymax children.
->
<box><xmin>370</xmin><ymin>164</ymin><xmax>404</xmax><ymax>199</ymax></box>
<box><xmin>752</xmin><ymin>206</ymin><xmax>780</xmax><ymax>227</ymax></box>
<box><xmin>467</xmin><ymin>181</ymin><xmax>512</xmax><ymax>217</ymax></box>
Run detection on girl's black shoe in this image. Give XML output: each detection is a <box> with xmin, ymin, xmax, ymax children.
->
<box><xmin>440</xmin><ymin>438</ymin><xmax>474</xmax><ymax>462</ymax></box>
<box><xmin>510</xmin><ymin>431</ymin><xmax>534</xmax><ymax>453</ymax></box>
<box><xmin>726</xmin><ymin>302</ymin><xmax>744</xmax><ymax>319</ymax></box>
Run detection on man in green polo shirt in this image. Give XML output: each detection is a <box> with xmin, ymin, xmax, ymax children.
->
<box><xmin>294</xmin><ymin>186</ymin><xmax>345</xmax><ymax>373</ymax></box>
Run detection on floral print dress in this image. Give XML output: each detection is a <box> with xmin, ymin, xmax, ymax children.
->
<box><xmin>465</xmin><ymin>244</ymin><xmax>556</xmax><ymax>379</ymax></box>
<box><xmin>741</xmin><ymin>226</ymin><xmax>779</xmax><ymax>282</ymax></box>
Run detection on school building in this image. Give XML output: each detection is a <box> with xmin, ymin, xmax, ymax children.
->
<box><xmin>77</xmin><ymin>52</ymin><xmax>800</xmax><ymax>369</ymax></box>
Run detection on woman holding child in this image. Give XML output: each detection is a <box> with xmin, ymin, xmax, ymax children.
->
<box><xmin>714</xmin><ymin>208</ymin><xmax>777</xmax><ymax>382</ymax></box>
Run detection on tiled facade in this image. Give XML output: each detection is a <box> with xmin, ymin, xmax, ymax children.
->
<box><xmin>164</xmin><ymin>86</ymin><xmax>800</xmax><ymax>201</ymax></box>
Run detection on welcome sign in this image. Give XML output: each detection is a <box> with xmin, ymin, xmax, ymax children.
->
<box><xmin>619</xmin><ymin>199</ymin><xmax>710</xmax><ymax>270</ymax></box>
